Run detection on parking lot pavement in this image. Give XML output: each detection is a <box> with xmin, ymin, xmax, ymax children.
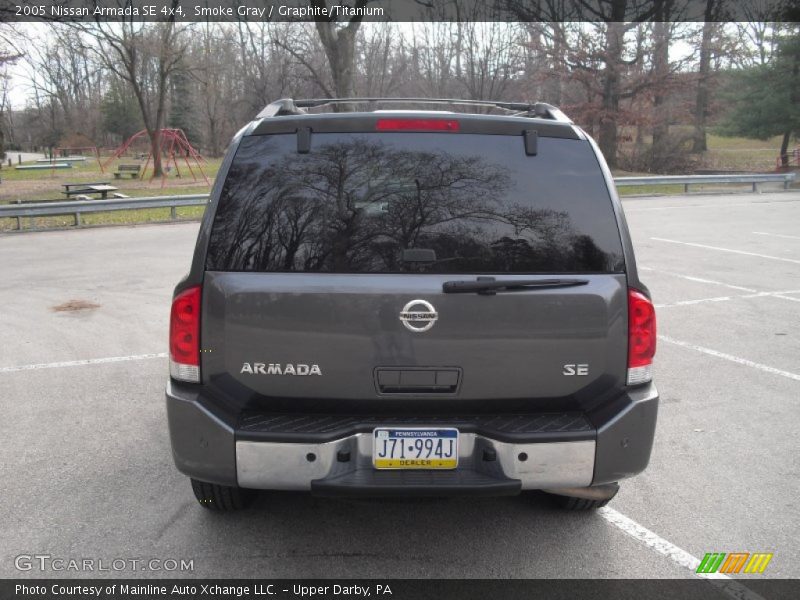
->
<box><xmin>1</xmin><ymin>191</ymin><xmax>798</xmax><ymax>584</ymax></box>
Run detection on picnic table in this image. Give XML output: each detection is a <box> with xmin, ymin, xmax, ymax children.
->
<box><xmin>37</xmin><ymin>157</ymin><xmax>87</xmax><ymax>163</ymax></box>
<box><xmin>61</xmin><ymin>182</ymin><xmax>119</xmax><ymax>199</ymax></box>
<box><xmin>17</xmin><ymin>163</ymin><xmax>71</xmax><ymax>170</ymax></box>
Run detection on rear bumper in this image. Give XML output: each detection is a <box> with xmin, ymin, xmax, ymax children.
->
<box><xmin>166</xmin><ymin>382</ymin><xmax>658</xmax><ymax>495</ymax></box>
<box><xmin>239</xmin><ymin>434</ymin><xmax>594</xmax><ymax>494</ymax></box>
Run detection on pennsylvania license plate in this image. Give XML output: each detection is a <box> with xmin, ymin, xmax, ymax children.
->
<box><xmin>372</xmin><ymin>428</ymin><xmax>459</xmax><ymax>469</ymax></box>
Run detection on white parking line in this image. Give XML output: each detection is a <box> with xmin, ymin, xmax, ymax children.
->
<box><xmin>641</xmin><ymin>267</ymin><xmax>800</xmax><ymax>305</ymax></box>
<box><xmin>651</xmin><ymin>237</ymin><xmax>800</xmax><ymax>265</ymax></box>
<box><xmin>599</xmin><ymin>507</ymin><xmax>764</xmax><ymax>600</ymax></box>
<box><xmin>659</xmin><ymin>335</ymin><xmax>800</xmax><ymax>382</ymax></box>
<box><xmin>655</xmin><ymin>296</ymin><xmax>732</xmax><ymax>308</ymax></box>
<box><xmin>655</xmin><ymin>289</ymin><xmax>800</xmax><ymax>308</ymax></box>
<box><xmin>753</xmin><ymin>231</ymin><xmax>800</xmax><ymax>241</ymax></box>
<box><xmin>743</xmin><ymin>290</ymin><xmax>800</xmax><ymax>303</ymax></box>
<box><xmin>0</xmin><ymin>353</ymin><xmax>167</xmax><ymax>373</ymax></box>
<box><xmin>639</xmin><ymin>267</ymin><xmax>757</xmax><ymax>292</ymax></box>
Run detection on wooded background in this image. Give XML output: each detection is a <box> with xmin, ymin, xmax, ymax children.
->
<box><xmin>0</xmin><ymin>7</ymin><xmax>798</xmax><ymax>175</ymax></box>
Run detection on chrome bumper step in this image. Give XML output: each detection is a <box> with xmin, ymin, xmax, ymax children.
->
<box><xmin>312</xmin><ymin>466</ymin><xmax>520</xmax><ymax>497</ymax></box>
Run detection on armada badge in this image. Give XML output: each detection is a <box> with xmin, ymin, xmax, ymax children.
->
<box><xmin>240</xmin><ymin>363</ymin><xmax>322</xmax><ymax>376</ymax></box>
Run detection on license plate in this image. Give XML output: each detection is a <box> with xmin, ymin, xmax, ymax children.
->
<box><xmin>372</xmin><ymin>428</ymin><xmax>459</xmax><ymax>469</ymax></box>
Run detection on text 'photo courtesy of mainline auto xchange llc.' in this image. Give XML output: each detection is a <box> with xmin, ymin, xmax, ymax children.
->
<box><xmin>13</xmin><ymin>584</ymin><xmax>388</xmax><ymax>597</ymax></box>
<box><xmin>1</xmin><ymin>0</ymin><xmax>800</xmax><ymax>599</ymax></box>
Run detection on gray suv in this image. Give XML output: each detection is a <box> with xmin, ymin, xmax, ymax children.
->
<box><xmin>166</xmin><ymin>98</ymin><xmax>658</xmax><ymax>511</ymax></box>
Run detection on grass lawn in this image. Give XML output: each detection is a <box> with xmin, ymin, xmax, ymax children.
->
<box><xmin>0</xmin><ymin>156</ymin><xmax>219</xmax><ymax>231</ymax></box>
<box><xmin>0</xmin><ymin>157</ymin><xmax>222</xmax><ymax>204</ymax></box>
<box><xmin>616</xmin><ymin>126</ymin><xmax>791</xmax><ymax>173</ymax></box>
<box><xmin>1</xmin><ymin>206</ymin><xmax>207</xmax><ymax>232</ymax></box>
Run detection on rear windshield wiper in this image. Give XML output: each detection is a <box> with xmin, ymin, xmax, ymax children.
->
<box><xmin>442</xmin><ymin>277</ymin><xmax>589</xmax><ymax>295</ymax></box>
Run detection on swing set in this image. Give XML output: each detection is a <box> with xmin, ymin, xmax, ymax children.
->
<box><xmin>103</xmin><ymin>128</ymin><xmax>209</xmax><ymax>187</ymax></box>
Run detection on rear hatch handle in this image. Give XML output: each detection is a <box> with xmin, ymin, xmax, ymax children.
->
<box><xmin>442</xmin><ymin>277</ymin><xmax>589</xmax><ymax>295</ymax></box>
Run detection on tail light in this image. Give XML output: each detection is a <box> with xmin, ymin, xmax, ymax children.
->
<box><xmin>627</xmin><ymin>288</ymin><xmax>656</xmax><ymax>385</ymax></box>
<box><xmin>376</xmin><ymin>118</ymin><xmax>460</xmax><ymax>132</ymax></box>
<box><xmin>169</xmin><ymin>286</ymin><xmax>201</xmax><ymax>383</ymax></box>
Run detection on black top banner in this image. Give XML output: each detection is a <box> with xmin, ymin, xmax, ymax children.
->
<box><xmin>1</xmin><ymin>0</ymin><xmax>799</xmax><ymax>23</ymax></box>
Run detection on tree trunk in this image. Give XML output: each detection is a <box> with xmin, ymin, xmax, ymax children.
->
<box><xmin>786</xmin><ymin>35</ymin><xmax>800</xmax><ymax>167</ymax></box>
<box><xmin>315</xmin><ymin>22</ymin><xmax>357</xmax><ymax>100</ymax></box>
<box><xmin>780</xmin><ymin>130</ymin><xmax>791</xmax><ymax>168</ymax></box>
<box><xmin>551</xmin><ymin>24</ymin><xmax>565</xmax><ymax>106</ymax></box>
<box><xmin>692</xmin><ymin>3</ymin><xmax>715</xmax><ymax>153</ymax></box>
<box><xmin>152</xmin><ymin>86</ymin><xmax>169</xmax><ymax>177</ymax></box>
<box><xmin>652</xmin><ymin>13</ymin><xmax>670</xmax><ymax>163</ymax></box>
<box><xmin>313</xmin><ymin>1</ymin><xmax>367</xmax><ymax>105</ymax></box>
<box><xmin>635</xmin><ymin>122</ymin><xmax>645</xmax><ymax>148</ymax></box>
<box><xmin>209</xmin><ymin>117</ymin><xmax>219</xmax><ymax>157</ymax></box>
<box><xmin>599</xmin><ymin>20</ymin><xmax>625</xmax><ymax>168</ymax></box>
<box><xmin>132</xmin><ymin>84</ymin><xmax>164</xmax><ymax>178</ymax></box>
<box><xmin>150</xmin><ymin>128</ymin><xmax>163</xmax><ymax>177</ymax></box>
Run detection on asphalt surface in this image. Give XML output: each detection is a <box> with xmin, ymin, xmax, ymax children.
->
<box><xmin>1</xmin><ymin>191</ymin><xmax>798</xmax><ymax>584</ymax></box>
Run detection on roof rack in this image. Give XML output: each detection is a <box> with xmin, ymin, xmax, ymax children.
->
<box><xmin>256</xmin><ymin>98</ymin><xmax>572</xmax><ymax>123</ymax></box>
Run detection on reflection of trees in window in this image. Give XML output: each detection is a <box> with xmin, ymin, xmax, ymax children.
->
<box><xmin>206</xmin><ymin>136</ymin><xmax>618</xmax><ymax>273</ymax></box>
<box><xmin>493</xmin><ymin>205</ymin><xmax>614</xmax><ymax>272</ymax></box>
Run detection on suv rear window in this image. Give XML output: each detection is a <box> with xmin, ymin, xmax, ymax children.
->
<box><xmin>205</xmin><ymin>132</ymin><xmax>625</xmax><ymax>273</ymax></box>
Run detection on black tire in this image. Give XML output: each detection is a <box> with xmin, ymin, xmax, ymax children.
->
<box><xmin>550</xmin><ymin>494</ymin><xmax>612</xmax><ymax>511</ymax></box>
<box><xmin>190</xmin><ymin>478</ymin><xmax>257</xmax><ymax>511</ymax></box>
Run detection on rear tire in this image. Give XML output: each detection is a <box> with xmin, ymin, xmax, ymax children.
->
<box><xmin>550</xmin><ymin>494</ymin><xmax>613</xmax><ymax>511</ymax></box>
<box><xmin>540</xmin><ymin>483</ymin><xmax>619</xmax><ymax>510</ymax></box>
<box><xmin>190</xmin><ymin>478</ymin><xmax>257</xmax><ymax>511</ymax></box>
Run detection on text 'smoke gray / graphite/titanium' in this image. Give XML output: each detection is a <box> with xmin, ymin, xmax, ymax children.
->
<box><xmin>165</xmin><ymin>97</ymin><xmax>658</xmax><ymax>511</ymax></box>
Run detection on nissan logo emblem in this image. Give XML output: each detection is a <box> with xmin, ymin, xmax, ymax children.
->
<box><xmin>399</xmin><ymin>299</ymin><xmax>438</xmax><ymax>332</ymax></box>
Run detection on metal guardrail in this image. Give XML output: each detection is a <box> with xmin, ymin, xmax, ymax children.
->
<box><xmin>615</xmin><ymin>173</ymin><xmax>796</xmax><ymax>193</ymax></box>
<box><xmin>0</xmin><ymin>173</ymin><xmax>796</xmax><ymax>231</ymax></box>
<box><xmin>0</xmin><ymin>194</ymin><xmax>209</xmax><ymax>230</ymax></box>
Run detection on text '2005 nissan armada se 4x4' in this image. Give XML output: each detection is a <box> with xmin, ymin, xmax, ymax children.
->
<box><xmin>167</xmin><ymin>98</ymin><xmax>658</xmax><ymax>511</ymax></box>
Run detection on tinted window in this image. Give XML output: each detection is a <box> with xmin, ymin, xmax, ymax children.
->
<box><xmin>206</xmin><ymin>133</ymin><xmax>624</xmax><ymax>273</ymax></box>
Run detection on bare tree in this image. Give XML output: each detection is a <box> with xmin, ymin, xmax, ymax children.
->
<box><xmin>735</xmin><ymin>0</ymin><xmax>784</xmax><ymax>67</ymax></box>
<box><xmin>0</xmin><ymin>25</ymin><xmax>22</xmax><ymax>160</ymax></box>
<box><xmin>458</xmin><ymin>23</ymin><xmax>527</xmax><ymax>102</ymax></box>
<box><xmin>651</xmin><ymin>11</ymin><xmax>670</xmax><ymax>153</ymax></box>
<box><xmin>691</xmin><ymin>1</ymin><xmax>726</xmax><ymax>152</ymax></box>
<box><xmin>508</xmin><ymin>0</ymin><xmax>660</xmax><ymax>167</ymax></box>
<box><xmin>187</xmin><ymin>23</ymin><xmax>246</xmax><ymax>156</ymax></box>
<box><xmin>76</xmin><ymin>17</ymin><xmax>189</xmax><ymax>176</ymax></box>
<box><xmin>407</xmin><ymin>22</ymin><xmax>462</xmax><ymax>98</ymax></box>
<box><xmin>310</xmin><ymin>0</ymin><xmax>370</xmax><ymax>102</ymax></box>
<box><xmin>650</xmin><ymin>2</ymin><xmax>694</xmax><ymax>160</ymax></box>
<box><xmin>22</xmin><ymin>26</ymin><xmax>104</xmax><ymax>144</ymax></box>
<box><xmin>525</xmin><ymin>22</ymin><xmax>574</xmax><ymax>106</ymax></box>
<box><xmin>271</xmin><ymin>23</ymin><xmax>333</xmax><ymax>100</ymax></box>
<box><xmin>356</xmin><ymin>24</ymin><xmax>408</xmax><ymax>97</ymax></box>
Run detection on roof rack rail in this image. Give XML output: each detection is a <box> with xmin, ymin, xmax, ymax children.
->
<box><xmin>527</xmin><ymin>102</ymin><xmax>572</xmax><ymax>123</ymax></box>
<box><xmin>256</xmin><ymin>98</ymin><xmax>307</xmax><ymax>119</ymax></box>
<box><xmin>256</xmin><ymin>98</ymin><xmax>572</xmax><ymax>123</ymax></box>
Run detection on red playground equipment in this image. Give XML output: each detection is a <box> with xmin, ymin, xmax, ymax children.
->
<box><xmin>103</xmin><ymin>129</ymin><xmax>209</xmax><ymax>187</ymax></box>
<box><xmin>776</xmin><ymin>146</ymin><xmax>800</xmax><ymax>170</ymax></box>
